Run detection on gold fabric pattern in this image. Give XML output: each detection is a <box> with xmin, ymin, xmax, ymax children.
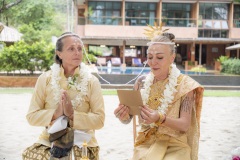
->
<box><xmin>147</xmin><ymin>79</ymin><xmax>168</xmax><ymax>110</ymax></box>
<box><xmin>73</xmin><ymin>145</ymin><xmax>99</xmax><ymax>160</ymax></box>
<box><xmin>22</xmin><ymin>143</ymin><xmax>51</xmax><ymax>160</ymax></box>
<box><xmin>22</xmin><ymin>143</ymin><xmax>99</xmax><ymax>160</ymax></box>
<box><xmin>133</xmin><ymin>74</ymin><xmax>204</xmax><ymax>160</ymax></box>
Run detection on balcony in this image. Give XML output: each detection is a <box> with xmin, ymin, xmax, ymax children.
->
<box><xmin>163</xmin><ymin>18</ymin><xmax>197</xmax><ymax>28</ymax></box>
<box><xmin>78</xmin><ymin>17</ymin><xmax>197</xmax><ymax>28</ymax></box>
<box><xmin>198</xmin><ymin>19</ymin><xmax>229</xmax><ymax>29</ymax></box>
<box><xmin>86</xmin><ymin>17</ymin><xmax>123</xmax><ymax>26</ymax></box>
<box><xmin>76</xmin><ymin>17</ymin><xmax>199</xmax><ymax>40</ymax></box>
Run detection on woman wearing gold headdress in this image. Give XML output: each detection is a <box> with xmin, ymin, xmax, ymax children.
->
<box><xmin>114</xmin><ymin>23</ymin><xmax>204</xmax><ymax>160</ymax></box>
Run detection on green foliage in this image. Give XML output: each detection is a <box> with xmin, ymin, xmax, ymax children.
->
<box><xmin>83</xmin><ymin>53</ymin><xmax>97</xmax><ymax>64</ymax></box>
<box><xmin>18</xmin><ymin>24</ymin><xmax>42</xmax><ymax>44</ymax></box>
<box><xmin>1</xmin><ymin>0</ymin><xmax>54</xmax><ymax>28</ymax></box>
<box><xmin>217</xmin><ymin>55</ymin><xmax>229</xmax><ymax>64</ymax></box>
<box><xmin>190</xmin><ymin>66</ymin><xmax>207</xmax><ymax>72</ymax></box>
<box><xmin>0</xmin><ymin>40</ymin><xmax>54</xmax><ymax>74</ymax></box>
<box><xmin>187</xmin><ymin>61</ymin><xmax>196</xmax><ymax>66</ymax></box>
<box><xmin>0</xmin><ymin>0</ymin><xmax>65</xmax><ymax>44</ymax></box>
<box><xmin>203</xmin><ymin>90</ymin><xmax>240</xmax><ymax>97</ymax></box>
<box><xmin>85</xmin><ymin>7</ymin><xmax>94</xmax><ymax>17</ymax></box>
<box><xmin>1</xmin><ymin>88</ymin><xmax>240</xmax><ymax>97</ymax></box>
<box><xmin>221</xmin><ymin>58</ymin><xmax>240</xmax><ymax>75</ymax></box>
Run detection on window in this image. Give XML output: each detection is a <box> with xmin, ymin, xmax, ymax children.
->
<box><xmin>198</xmin><ymin>3</ymin><xmax>230</xmax><ymax>36</ymax></box>
<box><xmin>234</xmin><ymin>5</ymin><xmax>240</xmax><ymax>28</ymax></box>
<box><xmin>198</xmin><ymin>29</ymin><xmax>228</xmax><ymax>38</ymax></box>
<box><xmin>88</xmin><ymin>1</ymin><xmax>121</xmax><ymax>25</ymax></box>
<box><xmin>162</xmin><ymin>3</ymin><xmax>192</xmax><ymax>27</ymax></box>
<box><xmin>125</xmin><ymin>2</ymin><xmax>157</xmax><ymax>26</ymax></box>
<box><xmin>199</xmin><ymin>3</ymin><xmax>229</xmax><ymax>20</ymax></box>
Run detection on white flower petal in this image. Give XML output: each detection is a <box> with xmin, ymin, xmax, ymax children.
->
<box><xmin>50</xmin><ymin>62</ymin><xmax>91</xmax><ymax>109</ymax></box>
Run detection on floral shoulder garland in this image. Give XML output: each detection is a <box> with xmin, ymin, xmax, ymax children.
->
<box><xmin>140</xmin><ymin>63</ymin><xmax>181</xmax><ymax>126</ymax></box>
<box><xmin>50</xmin><ymin>63</ymin><xmax>92</xmax><ymax>109</ymax></box>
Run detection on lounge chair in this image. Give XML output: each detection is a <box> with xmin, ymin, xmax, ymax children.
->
<box><xmin>132</xmin><ymin>58</ymin><xmax>143</xmax><ymax>67</ymax></box>
<box><xmin>111</xmin><ymin>57</ymin><xmax>121</xmax><ymax>66</ymax></box>
<box><xmin>97</xmin><ymin>57</ymin><xmax>107</xmax><ymax>66</ymax></box>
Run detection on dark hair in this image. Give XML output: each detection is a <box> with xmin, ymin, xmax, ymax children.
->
<box><xmin>162</xmin><ymin>32</ymin><xmax>175</xmax><ymax>42</ymax></box>
<box><xmin>54</xmin><ymin>32</ymin><xmax>81</xmax><ymax>64</ymax></box>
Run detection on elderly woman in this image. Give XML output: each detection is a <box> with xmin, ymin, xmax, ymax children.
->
<box><xmin>22</xmin><ymin>32</ymin><xmax>105</xmax><ymax>160</ymax></box>
<box><xmin>114</xmin><ymin>29</ymin><xmax>204</xmax><ymax>160</ymax></box>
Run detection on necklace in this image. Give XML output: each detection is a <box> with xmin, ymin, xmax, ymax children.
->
<box><xmin>50</xmin><ymin>63</ymin><xmax>92</xmax><ymax>109</ymax></box>
<box><xmin>141</xmin><ymin>63</ymin><xmax>181</xmax><ymax>122</ymax></box>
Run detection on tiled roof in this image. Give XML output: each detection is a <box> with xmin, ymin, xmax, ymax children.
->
<box><xmin>0</xmin><ymin>23</ymin><xmax>22</xmax><ymax>42</ymax></box>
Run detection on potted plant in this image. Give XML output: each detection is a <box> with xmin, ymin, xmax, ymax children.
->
<box><xmin>184</xmin><ymin>61</ymin><xmax>197</xmax><ymax>70</ymax></box>
<box><xmin>215</xmin><ymin>56</ymin><xmax>229</xmax><ymax>71</ymax></box>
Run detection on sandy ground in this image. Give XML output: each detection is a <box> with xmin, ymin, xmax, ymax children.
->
<box><xmin>0</xmin><ymin>94</ymin><xmax>240</xmax><ymax>160</ymax></box>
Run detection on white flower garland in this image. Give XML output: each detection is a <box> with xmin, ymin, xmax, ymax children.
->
<box><xmin>140</xmin><ymin>63</ymin><xmax>181</xmax><ymax>126</ymax></box>
<box><xmin>50</xmin><ymin>63</ymin><xmax>92</xmax><ymax>109</ymax></box>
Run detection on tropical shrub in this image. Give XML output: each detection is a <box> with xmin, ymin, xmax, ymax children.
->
<box><xmin>83</xmin><ymin>53</ymin><xmax>97</xmax><ymax>64</ymax></box>
<box><xmin>221</xmin><ymin>58</ymin><xmax>240</xmax><ymax>75</ymax></box>
<box><xmin>217</xmin><ymin>55</ymin><xmax>229</xmax><ymax>64</ymax></box>
<box><xmin>0</xmin><ymin>40</ymin><xmax>54</xmax><ymax>74</ymax></box>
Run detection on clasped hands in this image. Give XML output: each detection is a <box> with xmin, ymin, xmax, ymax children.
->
<box><xmin>53</xmin><ymin>90</ymin><xmax>73</xmax><ymax>121</ymax></box>
<box><xmin>114</xmin><ymin>104</ymin><xmax>160</xmax><ymax>124</ymax></box>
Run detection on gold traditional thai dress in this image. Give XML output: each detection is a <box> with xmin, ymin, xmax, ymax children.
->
<box><xmin>22</xmin><ymin>66</ymin><xmax>105</xmax><ymax>160</ymax></box>
<box><xmin>132</xmin><ymin>74</ymin><xmax>204</xmax><ymax>160</ymax></box>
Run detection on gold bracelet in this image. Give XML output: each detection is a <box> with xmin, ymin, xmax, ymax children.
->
<box><xmin>155</xmin><ymin>112</ymin><xmax>165</xmax><ymax>126</ymax></box>
<box><xmin>161</xmin><ymin>115</ymin><xmax>166</xmax><ymax>124</ymax></box>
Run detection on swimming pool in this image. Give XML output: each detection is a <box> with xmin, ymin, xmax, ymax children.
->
<box><xmin>97</xmin><ymin>66</ymin><xmax>214</xmax><ymax>75</ymax></box>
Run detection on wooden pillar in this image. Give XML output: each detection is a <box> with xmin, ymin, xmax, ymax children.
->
<box><xmin>225</xmin><ymin>44</ymin><xmax>231</xmax><ymax>57</ymax></box>
<box><xmin>191</xmin><ymin>41</ymin><xmax>195</xmax><ymax>62</ymax></box>
<box><xmin>229</xmin><ymin>2</ymin><xmax>234</xmax><ymax>37</ymax></box>
<box><xmin>237</xmin><ymin>49</ymin><xmax>239</xmax><ymax>59</ymax></box>
<box><xmin>199</xmin><ymin>43</ymin><xmax>202</xmax><ymax>65</ymax></box>
<box><xmin>121</xmin><ymin>40</ymin><xmax>127</xmax><ymax>69</ymax></box>
<box><xmin>194</xmin><ymin>1</ymin><xmax>199</xmax><ymax>27</ymax></box>
<box><xmin>158</xmin><ymin>0</ymin><xmax>162</xmax><ymax>21</ymax></box>
<box><xmin>122</xmin><ymin>40</ymin><xmax>126</xmax><ymax>64</ymax></box>
<box><xmin>122</xmin><ymin>0</ymin><xmax>125</xmax><ymax>26</ymax></box>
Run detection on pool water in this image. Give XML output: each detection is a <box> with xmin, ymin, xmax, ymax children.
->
<box><xmin>97</xmin><ymin>66</ymin><xmax>214</xmax><ymax>75</ymax></box>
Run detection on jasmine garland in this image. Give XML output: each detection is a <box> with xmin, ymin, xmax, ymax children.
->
<box><xmin>140</xmin><ymin>63</ymin><xmax>181</xmax><ymax>126</ymax></box>
<box><xmin>50</xmin><ymin>63</ymin><xmax>92</xmax><ymax>109</ymax></box>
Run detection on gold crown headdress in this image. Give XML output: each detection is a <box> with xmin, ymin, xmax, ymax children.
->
<box><xmin>144</xmin><ymin>22</ymin><xmax>175</xmax><ymax>46</ymax></box>
<box><xmin>144</xmin><ymin>22</ymin><xmax>169</xmax><ymax>40</ymax></box>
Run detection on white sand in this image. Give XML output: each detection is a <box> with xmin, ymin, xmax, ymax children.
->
<box><xmin>0</xmin><ymin>94</ymin><xmax>240</xmax><ymax>160</ymax></box>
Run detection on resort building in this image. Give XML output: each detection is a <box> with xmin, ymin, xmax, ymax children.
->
<box><xmin>74</xmin><ymin>0</ymin><xmax>240</xmax><ymax>69</ymax></box>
